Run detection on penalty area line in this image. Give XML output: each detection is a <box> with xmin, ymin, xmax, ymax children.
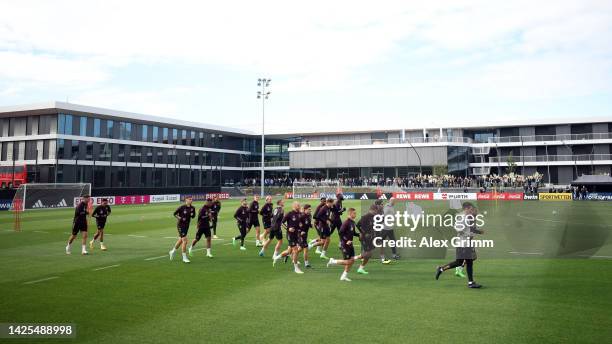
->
<box><xmin>23</xmin><ymin>276</ymin><xmax>59</xmax><ymax>285</ymax></box>
<box><xmin>92</xmin><ymin>264</ymin><xmax>121</xmax><ymax>271</ymax></box>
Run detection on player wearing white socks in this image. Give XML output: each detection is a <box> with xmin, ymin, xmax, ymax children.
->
<box><xmin>272</xmin><ymin>201</ymin><xmax>303</xmax><ymax>274</ymax></box>
<box><xmin>326</xmin><ymin>208</ymin><xmax>360</xmax><ymax>281</ymax></box>
<box><xmin>169</xmin><ymin>196</ymin><xmax>196</xmax><ymax>263</ymax></box>
<box><xmin>189</xmin><ymin>198</ymin><xmax>214</xmax><ymax>258</ymax></box>
<box><xmin>66</xmin><ymin>195</ymin><xmax>91</xmax><ymax>255</ymax></box>
<box><xmin>261</xmin><ymin>199</ymin><xmax>284</xmax><ymax>258</ymax></box>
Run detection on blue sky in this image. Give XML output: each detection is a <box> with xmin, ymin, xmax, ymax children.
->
<box><xmin>1</xmin><ymin>0</ymin><xmax>611</xmax><ymax>133</ymax></box>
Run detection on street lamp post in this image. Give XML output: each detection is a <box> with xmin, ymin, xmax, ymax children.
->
<box><xmin>257</xmin><ymin>78</ymin><xmax>271</xmax><ymax>198</ymax></box>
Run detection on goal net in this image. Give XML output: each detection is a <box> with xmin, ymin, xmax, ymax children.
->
<box><xmin>11</xmin><ymin>183</ymin><xmax>91</xmax><ymax>231</ymax></box>
<box><xmin>291</xmin><ymin>181</ymin><xmax>341</xmax><ymax>199</ymax></box>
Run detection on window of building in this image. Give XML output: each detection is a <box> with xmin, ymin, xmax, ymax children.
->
<box><xmin>94</xmin><ymin>118</ymin><xmax>101</xmax><ymax>137</ymax></box>
<box><xmin>86</xmin><ymin>141</ymin><xmax>93</xmax><ymax>160</ymax></box>
<box><xmin>190</xmin><ymin>131</ymin><xmax>195</xmax><ymax>146</ymax></box>
<box><xmin>152</xmin><ymin>126</ymin><xmax>159</xmax><ymax>143</ymax></box>
<box><xmin>99</xmin><ymin>142</ymin><xmax>111</xmax><ymax>161</ymax></box>
<box><xmin>107</xmin><ymin>120</ymin><xmax>114</xmax><ymax>138</ymax></box>
<box><xmin>172</xmin><ymin>128</ymin><xmax>178</xmax><ymax>145</ymax></box>
<box><xmin>162</xmin><ymin>128</ymin><xmax>169</xmax><ymax>144</ymax></box>
<box><xmin>142</xmin><ymin>124</ymin><xmax>148</xmax><ymax>141</ymax></box>
<box><xmin>79</xmin><ymin>116</ymin><xmax>87</xmax><ymax>136</ymax></box>
<box><xmin>57</xmin><ymin>139</ymin><xmax>65</xmax><ymax>159</ymax></box>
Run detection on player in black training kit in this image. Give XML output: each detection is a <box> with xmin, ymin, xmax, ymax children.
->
<box><xmin>298</xmin><ymin>204</ymin><xmax>313</xmax><ymax>268</ymax></box>
<box><xmin>232</xmin><ymin>198</ymin><xmax>249</xmax><ymax>250</ymax></box>
<box><xmin>189</xmin><ymin>198</ymin><xmax>214</xmax><ymax>258</ymax></box>
<box><xmin>89</xmin><ymin>198</ymin><xmax>111</xmax><ymax>251</ymax></box>
<box><xmin>259</xmin><ymin>196</ymin><xmax>273</xmax><ymax>244</ymax></box>
<box><xmin>312</xmin><ymin>198</ymin><xmax>334</xmax><ymax>259</ymax></box>
<box><xmin>210</xmin><ymin>195</ymin><xmax>222</xmax><ymax>239</ymax></box>
<box><xmin>248</xmin><ymin>195</ymin><xmax>262</xmax><ymax>247</ymax></box>
<box><xmin>273</xmin><ymin>201</ymin><xmax>304</xmax><ymax>274</ymax></box>
<box><xmin>355</xmin><ymin>204</ymin><xmax>382</xmax><ymax>275</ymax></box>
<box><xmin>169</xmin><ymin>196</ymin><xmax>196</xmax><ymax>263</ymax></box>
<box><xmin>330</xmin><ymin>193</ymin><xmax>346</xmax><ymax>236</ymax></box>
<box><xmin>261</xmin><ymin>199</ymin><xmax>284</xmax><ymax>258</ymax></box>
<box><xmin>66</xmin><ymin>195</ymin><xmax>91</xmax><ymax>255</ymax></box>
<box><xmin>326</xmin><ymin>207</ymin><xmax>361</xmax><ymax>281</ymax></box>
<box><xmin>308</xmin><ymin>197</ymin><xmax>327</xmax><ymax>254</ymax></box>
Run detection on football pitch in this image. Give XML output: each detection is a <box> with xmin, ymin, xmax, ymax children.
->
<box><xmin>1</xmin><ymin>199</ymin><xmax>611</xmax><ymax>343</ymax></box>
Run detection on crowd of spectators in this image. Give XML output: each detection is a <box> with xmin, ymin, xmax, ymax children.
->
<box><xmin>241</xmin><ymin>173</ymin><xmax>544</xmax><ymax>190</ymax></box>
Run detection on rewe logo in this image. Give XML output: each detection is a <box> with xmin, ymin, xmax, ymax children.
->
<box><xmin>360</xmin><ymin>194</ymin><xmax>368</xmax><ymax>200</ymax></box>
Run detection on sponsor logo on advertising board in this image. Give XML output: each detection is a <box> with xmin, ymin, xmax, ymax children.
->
<box><xmin>538</xmin><ymin>193</ymin><xmax>572</xmax><ymax>201</ymax></box>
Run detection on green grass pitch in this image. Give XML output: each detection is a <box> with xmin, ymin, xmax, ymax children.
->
<box><xmin>1</xmin><ymin>199</ymin><xmax>611</xmax><ymax>343</ymax></box>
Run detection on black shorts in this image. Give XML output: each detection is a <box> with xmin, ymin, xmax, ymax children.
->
<box><xmin>287</xmin><ymin>232</ymin><xmax>299</xmax><ymax>247</ymax></box>
<box><xmin>196</xmin><ymin>225</ymin><xmax>211</xmax><ymax>240</ymax></box>
<box><xmin>96</xmin><ymin>220</ymin><xmax>106</xmax><ymax>230</ymax></box>
<box><xmin>269</xmin><ymin>228</ymin><xmax>283</xmax><ymax>240</ymax></box>
<box><xmin>248</xmin><ymin>216</ymin><xmax>260</xmax><ymax>228</ymax></box>
<box><xmin>314</xmin><ymin>222</ymin><xmax>322</xmax><ymax>237</ymax></box>
<box><xmin>319</xmin><ymin>224</ymin><xmax>331</xmax><ymax>239</ymax></box>
<box><xmin>262</xmin><ymin>218</ymin><xmax>272</xmax><ymax>230</ymax></box>
<box><xmin>177</xmin><ymin>226</ymin><xmax>189</xmax><ymax>238</ymax></box>
<box><xmin>330</xmin><ymin>218</ymin><xmax>342</xmax><ymax>234</ymax></box>
<box><xmin>341</xmin><ymin>244</ymin><xmax>355</xmax><ymax>260</ymax></box>
<box><xmin>361</xmin><ymin>237</ymin><xmax>376</xmax><ymax>252</ymax></box>
<box><xmin>298</xmin><ymin>232</ymin><xmax>309</xmax><ymax>248</ymax></box>
<box><xmin>71</xmin><ymin>222</ymin><xmax>88</xmax><ymax>235</ymax></box>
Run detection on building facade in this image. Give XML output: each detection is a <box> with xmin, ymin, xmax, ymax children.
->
<box><xmin>0</xmin><ymin>102</ymin><xmax>610</xmax><ymax>189</ymax></box>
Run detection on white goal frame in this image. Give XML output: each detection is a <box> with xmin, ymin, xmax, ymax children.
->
<box><xmin>11</xmin><ymin>183</ymin><xmax>92</xmax><ymax>212</ymax></box>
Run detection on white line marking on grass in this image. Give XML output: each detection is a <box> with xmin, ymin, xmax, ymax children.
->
<box><xmin>128</xmin><ymin>234</ymin><xmax>146</xmax><ymax>238</ymax></box>
<box><xmin>23</xmin><ymin>276</ymin><xmax>59</xmax><ymax>285</ymax></box>
<box><xmin>163</xmin><ymin>236</ymin><xmax>177</xmax><ymax>239</ymax></box>
<box><xmin>144</xmin><ymin>255</ymin><xmax>167</xmax><ymax>261</ymax></box>
<box><xmin>578</xmin><ymin>255</ymin><xmax>612</xmax><ymax>259</ymax></box>
<box><xmin>509</xmin><ymin>251</ymin><xmax>543</xmax><ymax>255</ymax></box>
<box><xmin>33</xmin><ymin>230</ymin><xmax>48</xmax><ymax>233</ymax></box>
<box><xmin>93</xmin><ymin>264</ymin><xmax>121</xmax><ymax>271</ymax></box>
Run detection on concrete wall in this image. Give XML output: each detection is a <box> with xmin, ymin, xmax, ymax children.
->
<box><xmin>290</xmin><ymin>146</ymin><xmax>448</xmax><ymax>169</ymax></box>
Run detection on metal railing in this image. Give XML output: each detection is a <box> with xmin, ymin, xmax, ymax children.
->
<box><xmin>289</xmin><ymin>136</ymin><xmax>472</xmax><ymax>149</ymax></box>
<box><xmin>240</xmin><ymin>161</ymin><xmax>290</xmax><ymax>168</ymax></box>
<box><xmin>489</xmin><ymin>132</ymin><xmax>612</xmax><ymax>143</ymax></box>
<box><xmin>489</xmin><ymin>154</ymin><xmax>612</xmax><ymax>163</ymax></box>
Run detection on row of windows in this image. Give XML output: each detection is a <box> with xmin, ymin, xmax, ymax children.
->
<box><xmin>57</xmin><ymin>113</ymin><xmax>244</xmax><ymax>151</ymax></box>
<box><xmin>56</xmin><ymin>140</ymin><xmax>243</xmax><ymax>167</ymax></box>
<box><xmin>0</xmin><ymin>115</ymin><xmax>55</xmax><ymax>137</ymax></box>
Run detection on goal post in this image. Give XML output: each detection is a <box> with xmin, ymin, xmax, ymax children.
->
<box><xmin>291</xmin><ymin>181</ymin><xmax>341</xmax><ymax>199</ymax></box>
<box><xmin>10</xmin><ymin>183</ymin><xmax>92</xmax><ymax>231</ymax></box>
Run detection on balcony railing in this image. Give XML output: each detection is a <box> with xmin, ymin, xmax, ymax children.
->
<box><xmin>489</xmin><ymin>132</ymin><xmax>612</xmax><ymax>144</ymax></box>
<box><xmin>489</xmin><ymin>154</ymin><xmax>612</xmax><ymax>163</ymax></box>
<box><xmin>289</xmin><ymin>136</ymin><xmax>472</xmax><ymax>149</ymax></box>
<box><xmin>241</xmin><ymin>161</ymin><xmax>290</xmax><ymax>168</ymax></box>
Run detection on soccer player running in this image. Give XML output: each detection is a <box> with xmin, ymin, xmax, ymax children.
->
<box><xmin>248</xmin><ymin>195</ymin><xmax>262</xmax><ymax>247</ymax></box>
<box><xmin>210</xmin><ymin>195</ymin><xmax>222</xmax><ymax>239</ymax></box>
<box><xmin>298</xmin><ymin>204</ymin><xmax>313</xmax><ymax>268</ymax></box>
<box><xmin>435</xmin><ymin>202</ymin><xmax>484</xmax><ymax>288</ymax></box>
<box><xmin>326</xmin><ymin>207</ymin><xmax>360</xmax><ymax>281</ymax></box>
<box><xmin>232</xmin><ymin>198</ymin><xmax>249</xmax><ymax>251</ymax></box>
<box><xmin>259</xmin><ymin>195</ymin><xmax>274</xmax><ymax>248</ymax></box>
<box><xmin>261</xmin><ymin>199</ymin><xmax>285</xmax><ymax>258</ymax></box>
<box><xmin>330</xmin><ymin>193</ymin><xmax>346</xmax><ymax>238</ymax></box>
<box><xmin>189</xmin><ymin>198</ymin><xmax>214</xmax><ymax>258</ymax></box>
<box><xmin>66</xmin><ymin>195</ymin><xmax>91</xmax><ymax>255</ymax></box>
<box><xmin>355</xmin><ymin>204</ymin><xmax>381</xmax><ymax>275</ymax></box>
<box><xmin>273</xmin><ymin>201</ymin><xmax>304</xmax><ymax>274</ymax></box>
<box><xmin>170</xmin><ymin>196</ymin><xmax>196</xmax><ymax>263</ymax></box>
<box><xmin>89</xmin><ymin>198</ymin><xmax>111</xmax><ymax>251</ymax></box>
<box><xmin>308</xmin><ymin>197</ymin><xmax>327</xmax><ymax>254</ymax></box>
<box><xmin>379</xmin><ymin>198</ymin><xmax>400</xmax><ymax>263</ymax></box>
<box><xmin>312</xmin><ymin>198</ymin><xmax>334</xmax><ymax>259</ymax></box>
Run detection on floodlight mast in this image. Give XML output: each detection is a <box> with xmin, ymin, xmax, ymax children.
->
<box><xmin>257</xmin><ymin>78</ymin><xmax>271</xmax><ymax>197</ymax></box>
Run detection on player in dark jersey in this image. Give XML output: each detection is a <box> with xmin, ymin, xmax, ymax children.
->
<box><xmin>189</xmin><ymin>198</ymin><xmax>214</xmax><ymax>258</ymax></box>
<box><xmin>89</xmin><ymin>198</ymin><xmax>111</xmax><ymax>251</ymax></box>
<box><xmin>210</xmin><ymin>195</ymin><xmax>222</xmax><ymax>239</ymax></box>
<box><xmin>308</xmin><ymin>197</ymin><xmax>327</xmax><ymax>254</ymax></box>
<box><xmin>273</xmin><ymin>201</ymin><xmax>304</xmax><ymax>274</ymax></box>
<box><xmin>298</xmin><ymin>204</ymin><xmax>313</xmax><ymax>268</ymax></box>
<box><xmin>312</xmin><ymin>198</ymin><xmax>334</xmax><ymax>260</ymax></box>
<box><xmin>330</xmin><ymin>193</ymin><xmax>346</xmax><ymax>236</ymax></box>
<box><xmin>232</xmin><ymin>198</ymin><xmax>249</xmax><ymax>251</ymax></box>
<box><xmin>261</xmin><ymin>199</ymin><xmax>284</xmax><ymax>258</ymax></box>
<box><xmin>355</xmin><ymin>204</ymin><xmax>382</xmax><ymax>275</ymax></box>
<box><xmin>66</xmin><ymin>195</ymin><xmax>91</xmax><ymax>255</ymax></box>
<box><xmin>259</xmin><ymin>195</ymin><xmax>273</xmax><ymax>245</ymax></box>
<box><xmin>169</xmin><ymin>196</ymin><xmax>196</xmax><ymax>263</ymax></box>
<box><xmin>326</xmin><ymin>208</ymin><xmax>360</xmax><ymax>281</ymax></box>
<box><xmin>248</xmin><ymin>195</ymin><xmax>262</xmax><ymax>247</ymax></box>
